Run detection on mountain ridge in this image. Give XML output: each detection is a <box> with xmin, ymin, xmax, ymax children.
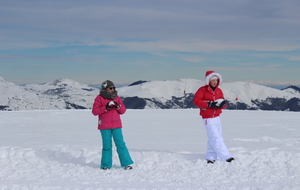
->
<box><xmin>1</xmin><ymin>76</ymin><xmax>300</xmax><ymax>111</ymax></box>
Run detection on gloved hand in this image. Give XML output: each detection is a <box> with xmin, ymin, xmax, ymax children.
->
<box><xmin>106</xmin><ymin>101</ymin><xmax>115</xmax><ymax>110</ymax></box>
<box><xmin>113</xmin><ymin>101</ymin><xmax>121</xmax><ymax>109</ymax></box>
<box><xmin>207</xmin><ymin>101</ymin><xmax>217</xmax><ymax>108</ymax></box>
<box><xmin>214</xmin><ymin>99</ymin><xmax>228</xmax><ymax>108</ymax></box>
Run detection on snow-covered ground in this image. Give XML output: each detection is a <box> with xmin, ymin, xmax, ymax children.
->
<box><xmin>0</xmin><ymin>109</ymin><xmax>300</xmax><ymax>190</ymax></box>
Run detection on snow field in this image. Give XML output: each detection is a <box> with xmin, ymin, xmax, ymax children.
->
<box><xmin>0</xmin><ymin>109</ymin><xmax>300</xmax><ymax>189</ymax></box>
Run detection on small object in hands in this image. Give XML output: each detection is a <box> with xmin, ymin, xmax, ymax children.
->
<box><xmin>124</xmin><ymin>165</ymin><xmax>133</xmax><ymax>170</ymax></box>
<box><xmin>214</xmin><ymin>99</ymin><xmax>228</xmax><ymax>108</ymax></box>
<box><xmin>207</xmin><ymin>101</ymin><xmax>217</xmax><ymax>108</ymax></box>
<box><xmin>106</xmin><ymin>101</ymin><xmax>115</xmax><ymax>110</ymax></box>
<box><xmin>215</xmin><ymin>99</ymin><xmax>225</xmax><ymax>106</ymax></box>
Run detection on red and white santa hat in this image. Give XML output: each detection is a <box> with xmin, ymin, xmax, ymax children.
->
<box><xmin>204</xmin><ymin>71</ymin><xmax>222</xmax><ymax>85</ymax></box>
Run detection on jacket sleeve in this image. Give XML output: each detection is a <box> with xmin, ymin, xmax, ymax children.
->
<box><xmin>92</xmin><ymin>96</ymin><xmax>107</xmax><ymax>116</ymax></box>
<box><xmin>193</xmin><ymin>88</ymin><xmax>209</xmax><ymax>108</ymax></box>
<box><xmin>116</xmin><ymin>97</ymin><xmax>126</xmax><ymax>115</ymax></box>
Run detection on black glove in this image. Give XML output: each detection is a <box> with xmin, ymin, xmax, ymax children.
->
<box><xmin>113</xmin><ymin>101</ymin><xmax>120</xmax><ymax>109</ymax></box>
<box><xmin>207</xmin><ymin>101</ymin><xmax>217</xmax><ymax>108</ymax></box>
<box><xmin>106</xmin><ymin>101</ymin><xmax>115</xmax><ymax>110</ymax></box>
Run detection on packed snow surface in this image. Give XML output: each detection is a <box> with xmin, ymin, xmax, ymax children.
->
<box><xmin>1</xmin><ymin>109</ymin><xmax>300</xmax><ymax>189</ymax></box>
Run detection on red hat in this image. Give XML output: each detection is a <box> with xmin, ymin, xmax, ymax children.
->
<box><xmin>205</xmin><ymin>71</ymin><xmax>222</xmax><ymax>85</ymax></box>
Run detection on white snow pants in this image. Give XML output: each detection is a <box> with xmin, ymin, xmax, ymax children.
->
<box><xmin>202</xmin><ymin>116</ymin><xmax>232</xmax><ymax>161</ymax></box>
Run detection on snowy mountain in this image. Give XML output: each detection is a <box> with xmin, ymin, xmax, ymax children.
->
<box><xmin>119</xmin><ymin>79</ymin><xmax>300</xmax><ymax>111</ymax></box>
<box><xmin>119</xmin><ymin>79</ymin><xmax>202</xmax><ymax>109</ymax></box>
<box><xmin>25</xmin><ymin>78</ymin><xmax>99</xmax><ymax>109</ymax></box>
<box><xmin>281</xmin><ymin>85</ymin><xmax>300</xmax><ymax>95</ymax></box>
<box><xmin>0</xmin><ymin>76</ymin><xmax>44</xmax><ymax>111</ymax></box>
<box><xmin>0</xmin><ymin>77</ymin><xmax>98</xmax><ymax>111</ymax></box>
<box><xmin>1</xmin><ymin>76</ymin><xmax>300</xmax><ymax>111</ymax></box>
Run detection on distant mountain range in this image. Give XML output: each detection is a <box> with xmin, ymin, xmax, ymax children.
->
<box><xmin>119</xmin><ymin>79</ymin><xmax>300</xmax><ymax>111</ymax></box>
<box><xmin>0</xmin><ymin>76</ymin><xmax>98</xmax><ymax>111</ymax></box>
<box><xmin>1</xmin><ymin>76</ymin><xmax>300</xmax><ymax>111</ymax></box>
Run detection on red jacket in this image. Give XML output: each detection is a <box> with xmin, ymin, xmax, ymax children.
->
<box><xmin>194</xmin><ymin>85</ymin><xmax>226</xmax><ymax>119</ymax></box>
<box><xmin>92</xmin><ymin>95</ymin><xmax>126</xmax><ymax>130</ymax></box>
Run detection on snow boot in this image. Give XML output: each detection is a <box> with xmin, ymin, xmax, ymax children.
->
<box><xmin>207</xmin><ymin>160</ymin><xmax>215</xmax><ymax>164</ymax></box>
<box><xmin>226</xmin><ymin>157</ymin><xmax>235</xmax><ymax>162</ymax></box>
<box><xmin>124</xmin><ymin>166</ymin><xmax>133</xmax><ymax>170</ymax></box>
<box><xmin>101</xmin><ymin>167</ymin><xmax>110</xmax><ymax>170</ymax></box>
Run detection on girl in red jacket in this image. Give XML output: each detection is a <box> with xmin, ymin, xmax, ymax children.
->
<box><xmin>92</xmin><ymin>80</ymin><xmax>134</xmax><ymax>170</ymax></box>
<box><xmin>194</xmin><ymin>71</ymin><xmax>234</xmax><ymax>164</ymax></box>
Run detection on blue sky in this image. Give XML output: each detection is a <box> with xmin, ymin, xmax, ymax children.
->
<box><xmin>0</xmin><ymin>0</ymin><xmax>300</xmax><ymax>86</ymax></box>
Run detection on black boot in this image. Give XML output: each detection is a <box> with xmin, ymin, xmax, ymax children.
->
<box><xmin>226</xmin><ymin>157</ymin><xmax>235</xmax><ymax>162</ymax></box>
<box><xmin>207</xmin><ymin>160</ymin><xmax>215</xmax><ymax>164</ymax></box>
<box><xmin>124</xmin><ymin>166</ymin><xmax>133</xmax><ymax>170</ymax></box>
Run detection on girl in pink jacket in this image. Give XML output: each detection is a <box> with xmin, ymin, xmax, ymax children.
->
<box><xmin>92</xmin><ymin>80</ymin><xmax>133</xmax><ymax>170</ymax></box>
<box><xmin>194</xmin><ymin>71</ymin><xmax>234</xmax><ymax>164</ymax></box>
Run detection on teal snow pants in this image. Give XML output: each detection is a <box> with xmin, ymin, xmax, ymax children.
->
<box><xmin>100</xmin><ymin>128</ymin><xmax>134</xmax><ymax>168</ymax></box>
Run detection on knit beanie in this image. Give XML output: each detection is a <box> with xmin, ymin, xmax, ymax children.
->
<box><xmin>204</xmin><ymin>71</ymin><xmax>222</xmax><ymax>85</ymax></box>
<box><xmin>99</xmin><ymin>80</ymin><xmax>117</xmax><ymax>99</ymax></box>
<box><xmin>101</xmin><ymin>80</ymin><xmax>115</xmax><ymax>89</ymax></box>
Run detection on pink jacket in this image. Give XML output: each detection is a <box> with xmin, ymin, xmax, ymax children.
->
<box><xmin>92</xmin><ymin>95</ymin><xmax>126</xmax><ymax>130</ymax></box>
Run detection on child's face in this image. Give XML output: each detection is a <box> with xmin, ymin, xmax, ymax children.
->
<box><xmin>209</xmin><ymin>79</ymin><xmax>219</xmax><ymax>87</ymax></box>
